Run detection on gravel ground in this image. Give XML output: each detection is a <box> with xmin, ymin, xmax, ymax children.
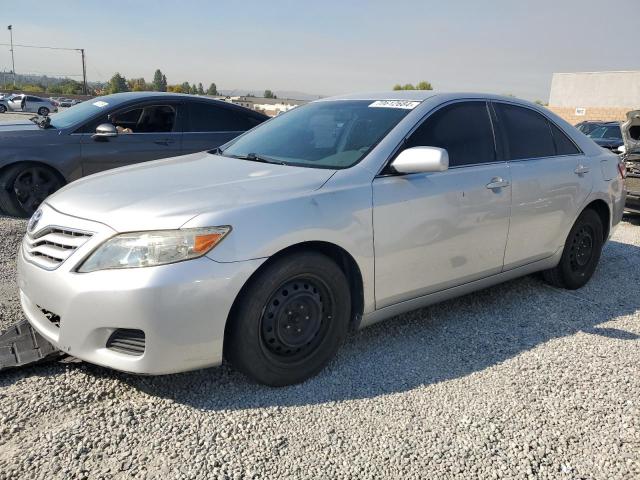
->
<box><xmin>1</xmin><ymin>214</ymin><xmax>639</xmax><ymax>479</ymax></box>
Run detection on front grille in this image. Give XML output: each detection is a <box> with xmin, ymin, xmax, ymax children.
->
<box><xmin>106</xmin><ymin>329</ymin><xmax>145</xmax><ymax>356</ymax></box>
<box><xmin>38</xmin><ymin>306</ymin><xmax>61</xmax><ymax>328</ymax></box>
<box><xmin>23</xmin><ymin>227</ymin><xmax>93</xmax><ymax>270</ymax></box>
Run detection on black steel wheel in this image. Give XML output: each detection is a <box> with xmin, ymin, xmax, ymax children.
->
<box><xmin>226</xmin><ymin>251</ymin><xmax>351</xmax><ymax>386</ymax></box>
<box><xmin>0</xmin><ymin>104</ymin><xmax>6</xmax><ymax>113</ymax></box>
<box><xmin>0</xmin><ymin>164</ymin><xmax>63</xmax><ymax>217</ymax></box>
<box><xmin>260</xmin><ymin>276</ymin><xmax>335</xmax><ymax>362</ymax></box>
<box><xmin>542</xmin><ymin>209</ymin><xmax>603</xmax><ymax>290</ymax></box>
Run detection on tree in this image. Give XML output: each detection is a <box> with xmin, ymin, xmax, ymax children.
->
<box><xmin>197</xmin><ymin>83</ymin><xmax>205</xmax><ymax>95</ymax></box>
<box><xmin>152</xmin><ymin>69</ymin><xmax>167</xmax><ymax>92</ymax></box>
<box><xmin>167</xmin><ymin>84</ymin><xmax>184</xmax><ymax>93</ymax></box>
<box><xmin>108</xmin><ymin>73</ymin><xmax>128</xmax><ymax>94</ymax></box>
<box><xmin>128</xmin><ymin>77</ymin><xmax>148</xmax><ymax>91</ymax></box>
<box><xmin>181</xmin><ymin>81</ymin><xmax>191</xmax><ymax>93</ymax></box>
<box><xmin>190</xmin><ymin>83</ymin><xmax>198</xmax><ymax>95</ymax></box>
<box><xmin>264</xmin><ymin>89</ymin><xmax>277</xmax><ymax>99</ymax></box>
<box><xmin>415</xmin><ymin>81</ymin><xmax>433</xmax><ymax>90</ymax></box>
<box><xmin>206</xmin><ymin>82</ymin><xmax>218</xmax><ymax>96</ymax></box>
<box><xmin>392</xmin><ymin>81</ymin><xmax>433</xmax><ymax>91</ymax></box>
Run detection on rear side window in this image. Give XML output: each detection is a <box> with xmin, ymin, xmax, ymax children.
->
<box><xmin>494</xmin><ymin>103</ymin><xmax>556</xmax><ymax>160</ymax></box>
<box><xmin>549</xmin><ymin>122</ymin><xmax>580</xmax><ymax>155</ymax></box>
<box><xmin>187</xmin><ymin>102</ymin><xmax>262</xmax><ymax>132</ymax></box>
<box><xmin>405</xmin><ymin>101</ymin><xmax>496</xmax><ymax>167</ymax></box>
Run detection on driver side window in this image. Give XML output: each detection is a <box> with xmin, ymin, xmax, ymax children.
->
<box><xmin>81</xmin><ymin>104</ymin><xmax>178</xmax><ymax>134</ymax></box>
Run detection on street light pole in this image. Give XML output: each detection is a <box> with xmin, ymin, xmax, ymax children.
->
<box><xmin>7</xmin><ymin>25</ymin><xmax>15</xmax><ymax>85</ymax></box>
<box><xmin>80</xmin><ymin>48</ymin><xmax>87</xmax><ymax>95</ymax></box>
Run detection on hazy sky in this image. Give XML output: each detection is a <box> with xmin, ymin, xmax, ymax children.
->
<box><xmin>1</xmin><ymin>0</ymin><xmax>637</xmax><ymax>100</ymax></box>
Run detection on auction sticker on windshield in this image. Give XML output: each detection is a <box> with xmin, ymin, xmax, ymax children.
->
<box><xmin>369</xmin><ymin>100</ymin><xmax>421</xmax><ymax>109</ymax></box>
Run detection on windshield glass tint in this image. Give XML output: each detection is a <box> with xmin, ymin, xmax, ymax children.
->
<box><xmin>49</xmin><ymin>101</ymin><xmax>111</xmax><ymax>129</ymax></box>
<box><xmin>221</xmin><ymin>100</ymin><xmax>412</xmax><ymax>169</ymax></box>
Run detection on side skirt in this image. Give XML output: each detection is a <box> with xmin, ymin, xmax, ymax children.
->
<box><xmin>360</xmin><ymin>248</ymin><xmax>563</xmax><ymax>329</ymax></box>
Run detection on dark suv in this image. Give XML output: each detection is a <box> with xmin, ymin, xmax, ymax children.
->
<box><xmin>0</xmin><ymin>92</ymin><xmax>267</xmax><ymax>217</ymax></box>
<box><xmin>586</xmin><ymin>122</ymin><xmax>624</xmax><ymax>151</ymax></box>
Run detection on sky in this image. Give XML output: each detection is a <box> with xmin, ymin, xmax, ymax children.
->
<box><xmin>0</xmin><ymin>0</ymin><xmax>637</xmax><ymax>101</ymax></box>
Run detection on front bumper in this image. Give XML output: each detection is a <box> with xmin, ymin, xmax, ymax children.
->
<box><xmin>17</xmin><ymin>206</ymin><xmax>265</xmax><ymax>375</ymax></box>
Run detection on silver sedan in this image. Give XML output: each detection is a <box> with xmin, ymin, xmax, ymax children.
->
<box><xmin>1</xmin><ymin>94</ymin><xmax>58</xmax><ymax>115</ymax></box>
<box><xmin>17</xmin><ymin>92</ymin><xmax>625</xmax><ymax>385</ymax></box>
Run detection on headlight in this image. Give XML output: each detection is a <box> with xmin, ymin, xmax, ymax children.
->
<box><xmin>77</xmin><ymin>226</ymin><xmax>231</xmax><ymax>273</ymax></box>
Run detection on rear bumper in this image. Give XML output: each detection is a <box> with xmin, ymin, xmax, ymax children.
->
<box><xmin>17</xmin><ymin>245</ymin><xmax>265</xmax><ymax>375</ymax></box>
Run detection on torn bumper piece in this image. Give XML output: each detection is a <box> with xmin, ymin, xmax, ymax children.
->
<box><xmin>0</xmin><ymin>319</ymin><xmax>64</xmax><ymax>370</ymax></box>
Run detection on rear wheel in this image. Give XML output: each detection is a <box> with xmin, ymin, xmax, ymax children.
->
<box><xmin>37</xmin><ymin>107</ymin><xmax>50</xmax><ymax>116</ymax></box>
<box><xmin>0</xmin><ymin>164</ymin><xmax>63</xmax><ymax>217</ymax></box>
<box><xmin>0</xmin><ymin>104</ymin><xmax>6</xmax><ymax>113</ymax></box>
<box><xmin>225</xmin><ymin>252</ymin><xmax>351</xmax><ymax>386</ymax></box>
<box><xmin>542</xmin><ymin>209</ymin><xmax>604</xmax><ymax>289</ymax></box>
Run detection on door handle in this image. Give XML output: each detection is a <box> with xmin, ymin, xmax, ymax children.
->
<box><xmin>485</xmin><ymin>177</ymin><xmax>510</xmax><ymax>189</ymax></box>
<box><xmin>575</xmin><ymin>164</ymin><xmax>590</xmax><ymax>175</ymax></box>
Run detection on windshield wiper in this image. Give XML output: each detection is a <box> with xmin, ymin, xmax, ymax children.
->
<box><xmin>227</xmin><ymin>152</ymin><xmax>287</xmax><ymax>165</ymax></box>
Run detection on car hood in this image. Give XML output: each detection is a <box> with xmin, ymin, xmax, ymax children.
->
<box><xmin>0</xmin><ymin>120</ymin><xmax>61</xmax><ymax>144</ymax></box>
<box><xmin>46</xmin><ymin>152</ymin><xmax>336</xmax><ymax>232</ymax></box>
<box><xmin>622</xmin><ymin>110</ymin><xmax>640</xmax><ymax>155</ymax></box>
<box><xmin>592</xmin><ymin>137</ymin><xmax>623</xmax><ymax>148</ymax></box>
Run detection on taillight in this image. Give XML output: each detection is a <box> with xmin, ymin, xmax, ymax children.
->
<box><xmin>618</xmin><ymin>161</ymin><xmax>626</xmax><ymax>179</ymax></box>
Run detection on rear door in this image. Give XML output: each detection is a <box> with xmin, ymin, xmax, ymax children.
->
<box><xmin>79</xmin><ymin>101</ymin><xmax>184</xmax><ymax>175</ymax></box>
<box><xmin>372</xmin><ymin>100</ymin><xmax>512</xmax><ymax>307</ymax></box>
<box><xmin>182</xmin><ymin>101</ymin><xmax>265</xmax><ymax>154</ymax></box>
<box><xmin>492</xmin><ymin>102</ymin><xmax>592</xmax><ymax>269</ymax></box>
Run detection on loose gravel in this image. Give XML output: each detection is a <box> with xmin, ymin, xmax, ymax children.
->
<box><xmin>1</xmin><ymin>214</ymin><xmax>639</xmax><ymax>479</ymax></box>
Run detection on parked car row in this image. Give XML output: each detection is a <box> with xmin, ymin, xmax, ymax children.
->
<box><xmin>0</xmin><ymin>94</ymin><xmax>58</xmax><ymax>116</ymax></box>
<box><xmin>12</xmin><ymin>91</ymin><xmax>626</xmax><ymax>385</ymax></box>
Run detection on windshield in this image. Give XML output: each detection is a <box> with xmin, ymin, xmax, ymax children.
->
<box><xmin>221</xmin><ymin>100</ymin><xmax>415</xmax><ymax>169</ymax></box>
<box><xmin>588</xmin><ymin>125</ymin><xmax>622</xmax><ymax>140</ymax></box>
<box><xmin>49</xmin><ymin>99</ymin><xmax>112</xmax><ymax>129</ymax></box>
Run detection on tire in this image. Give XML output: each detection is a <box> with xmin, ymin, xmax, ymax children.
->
<box><xmin>225</xmin><ymin>251</ymin><xmax>351</xmax><ymax>386</ymax></box>
<box><xmin>542</xmin><ymin>209</ymin><xmax>604</xmax><ymax>290</ymax></box>
<box><xmin>0</xmin><ymin>105</ymin><xmax>6</xmax><ymax>113</ymax></box>
<box><xmin>0</xmin><ymin>164</ymin><xmax>63</xmax><ymax>217</ymax></box>
<box><xmin>38</xmin><ymin>107</ymin><xmax>49</xmax><ymax>116</ymax></box>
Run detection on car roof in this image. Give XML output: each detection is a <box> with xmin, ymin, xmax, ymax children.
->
<box><xmin>90</xmin><ymin>92</ymin><xmax>264</xmax><ymax>115</ymax></box>
<box><xmin>316</xmin><ymin>91</ymin><xmax>541</xmax><ymax>106</ymax></box>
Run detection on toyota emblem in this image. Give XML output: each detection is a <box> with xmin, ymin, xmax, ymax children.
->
<box><xmin>28</xmin><ymin>209</ymin><xmax>43</xmax><ymax>233</ymax></box>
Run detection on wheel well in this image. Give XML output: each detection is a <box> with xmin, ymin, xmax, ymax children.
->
<box><xmin>224</xmin><ymin>241</ymin><xmax>365</xmax><ymax>353</ymax></box>
<box><xmin>584</xmin><ymin>199</ymin><xmax>610</xmax><ymax>241</ymax></box>
<box><xmin>0</xmin><ymin>161</ymin><xmax>66</xmax><ymax>185</ymax></box>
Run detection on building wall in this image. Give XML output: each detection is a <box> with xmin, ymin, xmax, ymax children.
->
<box><xmin>546</xmin><ymin>106</ymin><xmax>632</xmax><ymax>125</ymax></box>
<box><xmin>549</xmin><ymin>71</ymin><xmax>640</xmax><ymax>108</ymax></box>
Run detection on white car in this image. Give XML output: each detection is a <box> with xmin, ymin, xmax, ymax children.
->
<box><xmin>1</xmin><ymin>94</ymin><xmax>58</xmax><ymax>116</ymax></box>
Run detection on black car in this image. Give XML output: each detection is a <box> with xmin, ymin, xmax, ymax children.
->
<box><xmin>586</xmin><ymin>122</ymin><xmax>624</xmax><ymax>151</ymax></box>
<box><xmin>575</xmin><ymin>120</ymin><xmax>606</xmax><ymax>136</ymax></box>
<box><xmin>0</xmin><ymin>92</ymin><xmax>268</xmax><ymax>217</ymax></box>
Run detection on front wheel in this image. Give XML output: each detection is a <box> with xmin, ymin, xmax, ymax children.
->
<box><xmin>542</xmin><ymin>209</ymin><xmax>604</xmax><ymax>289</ymax></box>
<box><xmin>225</xmin><ymin>252</ymin><xmax>351</xmax><ymax>386</ymax></box>
<box><xmin>38</xmin><ymin>107</ymin><xmax>50</xmax><ymax>116</ymax></box>
<box><xmin>0</xmin><ymin>104</ymin><xmax>6</xmax><ymax>113</ymax></box>
<box><xmin>0</xmin><ymin>164</ymin><xmax>63</xmax><ymax>217</ymax></box>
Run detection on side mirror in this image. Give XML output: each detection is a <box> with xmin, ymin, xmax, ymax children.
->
<box><xmin>391</xmin><ymin>146</ymin><xmax>449</xmax><ymax>174</ymax></box>
<box><xmin>92</xmin><ymin>123</ymin><xmax>118</xmax><ymax>140</ymax></box>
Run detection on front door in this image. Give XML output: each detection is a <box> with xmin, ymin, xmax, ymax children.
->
<box><xmin>373</xmin><ymin>100</ymin><xmax>511</xmax><ymax>308</ymax></box>
<box><xmin>79</xmin><ymin>102</ymin><xmax>183</xmax><ymax>175</ymax></box>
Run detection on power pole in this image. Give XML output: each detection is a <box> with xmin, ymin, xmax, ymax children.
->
<box><xmin>7</xmin><ymin>25</ymin><xmax>15</xmax><ymax>85</ymax></box>
<box><xmin>79</xmin><ymin>48</ymin><xmax>87</xmax><ymax>95</ymax></box>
